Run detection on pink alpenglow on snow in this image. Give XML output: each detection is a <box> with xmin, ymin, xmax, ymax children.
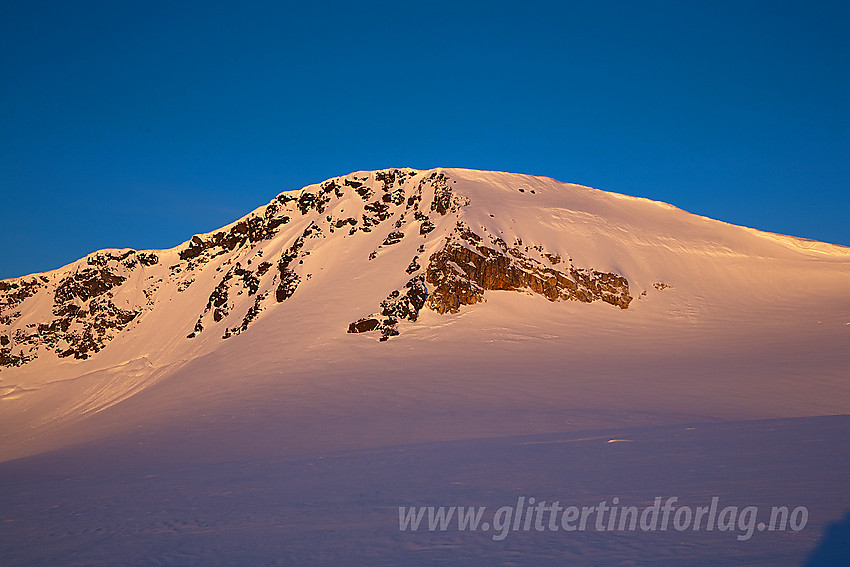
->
<box><xmin>1</xmin><ymin>169</ymin><xmax>849</xmax><ymax>566</ymax></box>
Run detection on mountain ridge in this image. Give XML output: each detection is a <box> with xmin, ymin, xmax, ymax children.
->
<box><xmin>4</xmin><ymin>166</ymin><xmax>847</xmax><ymax>284</ymax></box>
<box><xmin>1</xmin><ymin>167</ymin><xmax>849</xmax><ymax>464</ymax></box>
<box><xmin>0</xmin><ymin>167</ymin><xmax>644</xmax><ymax>368</ymax></box>
<box><xmin>2</xmin><ymin>166</ymin><xmax>848</xmax><ymax>371</ymax></box>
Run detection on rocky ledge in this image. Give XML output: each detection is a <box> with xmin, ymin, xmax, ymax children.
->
<box><xmin>348</xmin><ymin>221</ymin><xmax>632</xmax><ymax>340</ymax></box>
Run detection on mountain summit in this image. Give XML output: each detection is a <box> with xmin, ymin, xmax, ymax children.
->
<box><xmin>1</xmin><ymin>168</ymin><xmax>848</xmax><ymax>461</ymax></box>
<box><xmin>0</xmin><ymin>168</ymin><xmax>642</xmax><ymax>369</ymax></box>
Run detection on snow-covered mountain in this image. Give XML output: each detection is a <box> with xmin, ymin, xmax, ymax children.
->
<box><xmin>1</xmin><ymin>167</ymin><xmax>848</xmax><ymax>460</ymax></box>
<box><xmin>2</xmin><ymin>168</ymin><xmax>850</xmax><ymax>566</ymax></box>
<box><xmin>0</xmin><ymin>168</ymin><xmax>633</xmax><ymax>369</ymax></box>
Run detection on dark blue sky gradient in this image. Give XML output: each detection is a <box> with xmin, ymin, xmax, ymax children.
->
<box><xmin>1</xmin><ymin>1</ymin><xmax>848</xmax><ymax>278</ymax></box>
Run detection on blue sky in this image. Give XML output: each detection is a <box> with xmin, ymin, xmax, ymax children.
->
<box><xmin>1</xmin><ymin>0</ymin><xmax>848</xmax><ymax>279</ymax></box>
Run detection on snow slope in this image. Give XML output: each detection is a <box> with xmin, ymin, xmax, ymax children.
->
<box><xmin>0</xmin><ymin>168</ymin><xmax>848</xmax><ymax>565</ymax></box>
<box><xmin>1</xmin><ymin>167</ymin><xmax>848</xmax><ymax>460</ymax></box>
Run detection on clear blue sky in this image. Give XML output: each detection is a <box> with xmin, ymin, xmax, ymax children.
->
<box><xmin>1</xmin><ymin>0</ymin><xmax>848</xmax><ymax>279</ymax></box>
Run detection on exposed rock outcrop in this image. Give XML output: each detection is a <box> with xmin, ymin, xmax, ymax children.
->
<box><xmin>424</xmin><ymin>223</ymin><xmax>632</xmax><ymax>314</ymax></box>
<box><xmin>1</xmin><ymin>255</ymin><xmax>143</xmax><ymax>361</ymax></box>
<box><xmin>179</xmin><ymin>211</ymin><xmax>290</xmax><ymax>265</ymax></box>
<box><xmin>347</xmin><ymin>275</ymin><xmax>428</xmax><ymax>341</ymax></box>
<box><xmin>348</xmin><ymin>221</ymin><xmax>632</xmax><ymax>340</ymax></box>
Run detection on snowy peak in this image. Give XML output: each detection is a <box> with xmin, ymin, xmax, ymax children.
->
<box><xmin>1</xmin><ymin>167</ymin><xmax>846</xmax><ymax>372</ymax></box>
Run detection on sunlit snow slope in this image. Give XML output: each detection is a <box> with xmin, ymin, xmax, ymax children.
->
<box><xmin>1</xmin><ymin>168</ymin><xmax>848</xmax><ymax>461</ymax></box>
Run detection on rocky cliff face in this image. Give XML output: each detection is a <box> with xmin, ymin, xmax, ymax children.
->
<box><xmin>0</xmin><ymin>168</ymin><xmax>634</xmax><ymax>367</ymax></box>
<box><xmin>423</xmin><ymin>223</ymin><xmax>631</xmax><ymax>313</ymax></box>
<box><xmin>0</xmin><ymin>251</ymin><xmax>156</xmax><ymax>366</ymax></box>
<box><xmin>347</xmin><ymin>219</ymin><xmax>632</xmax><ymax>340</ymax></box>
